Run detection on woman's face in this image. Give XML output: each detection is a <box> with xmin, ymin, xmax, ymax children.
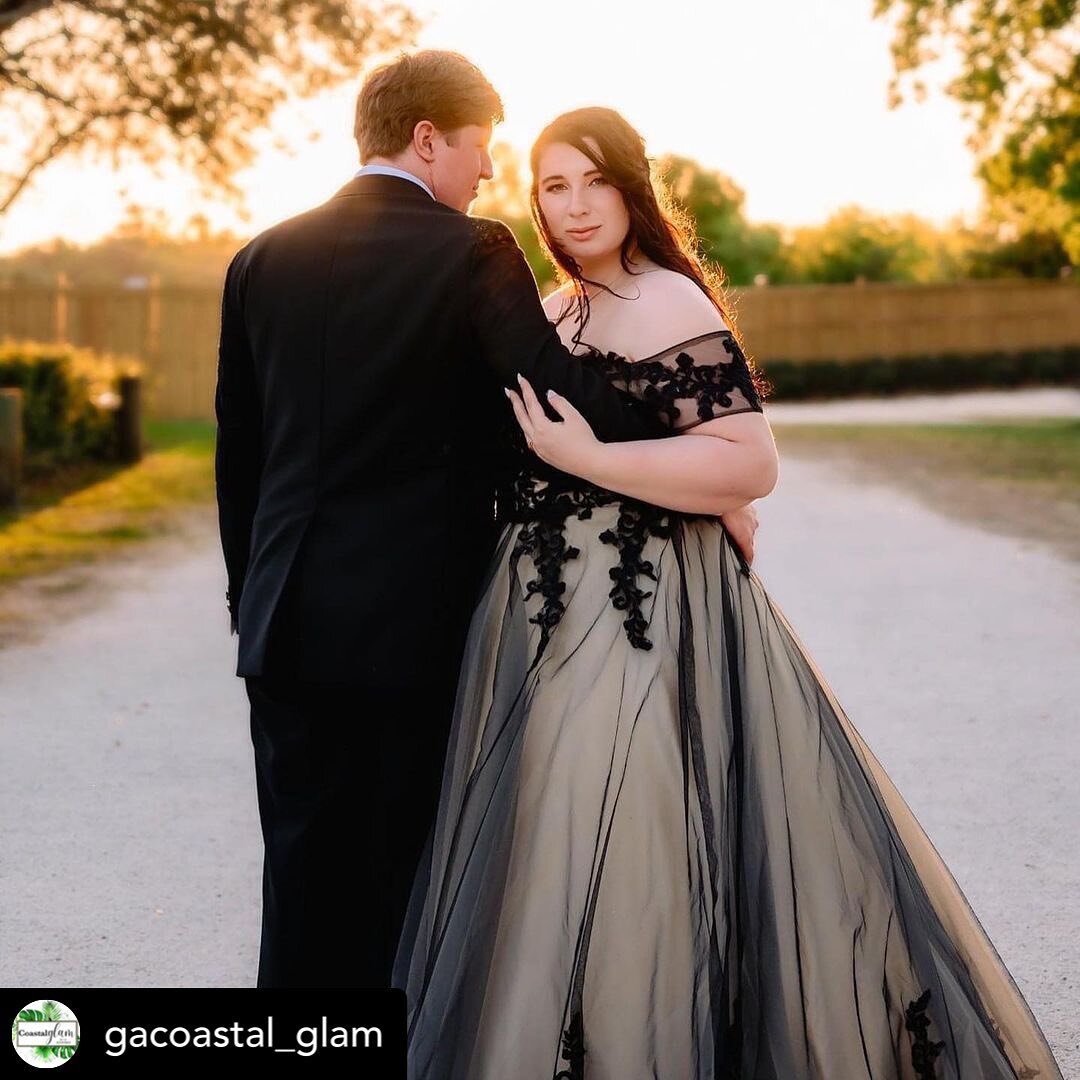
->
<box><xmin>536</xmin><ymin>139</ymin><xmax>630</xmax><ymax>263</ymax></box>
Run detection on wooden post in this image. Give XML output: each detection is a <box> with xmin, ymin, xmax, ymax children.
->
<box><xmin>144</xmin><ymin>273</ymin><xmax>161</xmax><ymax>417</ymax></box>
<box><xmin>115</xmin><ymin>374</ymin><xmax>142</xmax><ymax>463</ymax></box>
<box><xmin>55</xmin><ymin>271</ymin><xmax>69</xmax><ymax>343</ymax></box>
<box><xmin>0</xmin><ymin>388</ymin><xmax>23</xmax><ymax>508</ymax></box>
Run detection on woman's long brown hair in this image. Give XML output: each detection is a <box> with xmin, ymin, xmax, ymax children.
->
<box><xmin>529</xmin><ymin>106</ymin><xmax>766</xmax><ymax>396</ymax></box>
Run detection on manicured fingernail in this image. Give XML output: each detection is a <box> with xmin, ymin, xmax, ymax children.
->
<box><xmin>546</xmin><ymin>388</ymin><xmax>555</xmax><ymax>397</ymax></box>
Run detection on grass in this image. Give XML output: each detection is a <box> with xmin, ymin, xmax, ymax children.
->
<box><xmin>1</xmin><ymin>414</ymin><xmax>1077</xmax><ymax>588</ymax></box>
<box><xmin>771</xmin><ymin>418</ymin><xmax>1080</xmax><ymax>561</ymax></box>
<box><xmin>0</xmin><ymin>420</ymin><xmax>215</xmax><ymax>582</ymax></box>
<box><xmin>773</xmin><ymin>421</ymin><xmax>1080</xmax><ymax>501</ymax></box>
<box><xmin>772</xmin><ymin>418</ymin><xmax>1080</xmax><ymax>490</ymax></box>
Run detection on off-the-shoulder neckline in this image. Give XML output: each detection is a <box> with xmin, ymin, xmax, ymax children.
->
<box><xmin>575</xmin><ymin>328</ymin><xmax>735</xmax><ymax>365</ymax></box>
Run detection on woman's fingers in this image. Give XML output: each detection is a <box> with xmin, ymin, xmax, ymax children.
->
<box><xmin>504</xmin><ymin>387</ymin><xmax>535</xmax><ymax>442</ymax></box>
<box><xmin>516</xmin><ymin>373</ymin><xmax>547</xmax><ymax>426</ymax></box>
<box><xmin>543</xmin><ymin>388</ymin><xmax>580</xmax><ymax>421</ymax></box>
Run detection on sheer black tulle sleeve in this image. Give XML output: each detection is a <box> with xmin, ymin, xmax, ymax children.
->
<box><xmin>584</xmin><ymin>330</ymin><xmax>765</xmax><ymax>433</ymax></box>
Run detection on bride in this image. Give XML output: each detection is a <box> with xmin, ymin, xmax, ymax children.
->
<box><xmin>391</xmin><ymin>106</ymin><xmax>1063</xmax><ymax>1080</ymax></box>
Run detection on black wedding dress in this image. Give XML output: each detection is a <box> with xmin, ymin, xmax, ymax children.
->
<box><xmin>391</xmin><ymin>329</ymin><xmax>1063</xmax><ymax>1080</ymax></box>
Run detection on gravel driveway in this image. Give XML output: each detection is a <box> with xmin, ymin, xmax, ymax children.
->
<box><xmin>1</xmin><ymin>424</ymin><xmax>1076</xmax><ymax>1070</ymax></box>
<box><xmin>765</xmin><ymin>384</ymin><xmax>1080</xmax><ymax>424</ymax></box>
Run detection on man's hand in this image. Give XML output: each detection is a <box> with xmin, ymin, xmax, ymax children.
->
<box><xmin>720</xmin><ymin>502</ymin><xmax>758</xmax><ymax>566</ymax></box>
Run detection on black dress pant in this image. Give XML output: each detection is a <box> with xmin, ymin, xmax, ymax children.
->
<box><xmin>245</xmin><ymin>645</ymin><xmax>456</xmax><ymax>989</ymax></box>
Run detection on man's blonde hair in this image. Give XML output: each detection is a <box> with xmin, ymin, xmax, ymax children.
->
<box><xmin>354</xmin><ymin>50</ymin><xmax>504</xmax><ymax>160</ymax></box>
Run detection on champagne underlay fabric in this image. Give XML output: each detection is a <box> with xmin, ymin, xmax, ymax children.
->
<box><xmin>392</xmin><ymin>330</ymin><xmax>1063</xmax><ymax>1080</ymax></box>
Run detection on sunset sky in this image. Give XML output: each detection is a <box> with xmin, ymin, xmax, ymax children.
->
<box><xmin>0</xmin><ymin>0</ymin><xmax>985</xmax><ymax>254</ymax></box>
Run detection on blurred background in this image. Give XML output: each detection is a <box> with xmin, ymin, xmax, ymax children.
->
<box><xmin>0</xmin><ymin>0</ymin><xmax>1075</xmax><ymax>596</ymax></box>
<box><xmin>0</xmin><ymin>0</ymin><xmax>1077</xmax><ymax>577</ymax></box>
<box><xmin>0</xmin><ymin>0</ymin><xmax>1077</xmax><ymax>1046</ymax></box>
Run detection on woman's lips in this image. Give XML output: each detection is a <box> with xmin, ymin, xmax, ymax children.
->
<box><xmin>566</xmin><ymin>225</ymin><xmax>600</xmax><ymax>239</ymax></box>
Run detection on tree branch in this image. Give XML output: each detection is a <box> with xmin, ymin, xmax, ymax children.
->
<box><xmin>0</xmin><ymin>109</ymin><xmax>119</xmax><ymax>215</ymax></box>
<box><xmin>0</xmin><ymin>0</ymin><xmax>55</xmax><ymax>31</ymax></box>
<box><xmin>0</xmin><ymin>0</ymin><xmax>420</xmax><ymax>218</ymax></box>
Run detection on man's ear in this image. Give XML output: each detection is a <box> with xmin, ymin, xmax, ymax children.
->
<box><xmin>412</xmin><ymin>120</ymin><xmax>437</xmax><ymax>163</ymax></box>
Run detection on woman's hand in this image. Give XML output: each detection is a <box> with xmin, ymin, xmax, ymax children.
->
<box><xmin>505</xmin><ymin>373</ymin><xmax>604</xmax><ymax>477</ymax></box>
<box><xmin>720</xmin><ymin>502</ymin><xmax>759</xmax><ymax>566</ymax></box>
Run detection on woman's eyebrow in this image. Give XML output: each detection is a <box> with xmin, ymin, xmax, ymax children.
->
<box><xmin>540</xmin><ymin>169</ymin><xmax>602</xmax><ymax>184</ymax></box>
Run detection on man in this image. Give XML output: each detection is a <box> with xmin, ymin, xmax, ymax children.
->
<box><xmin>215</xmin><ymin>49</ymin><xmax>758</xmax><ymax>989</ymax></box>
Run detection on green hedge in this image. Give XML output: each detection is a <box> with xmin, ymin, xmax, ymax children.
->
<box><xmin>758</xmin><ymin>345</ymin><xmax>1080</xmax><ymax>401</ymax></box>
<box><xmin>0</xmin><ymin>341</ymin><xmax>142</xmax><ymax>464</ymax></box>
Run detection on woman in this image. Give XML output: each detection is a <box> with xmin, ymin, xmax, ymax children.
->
<box><xmin>392</xmin><ymin>107</ymin><xmax>1063</xmax><ymax>1079</ymax></box>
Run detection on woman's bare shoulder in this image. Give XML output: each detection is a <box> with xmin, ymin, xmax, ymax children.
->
<box><xmin>541</xmin><ymin>282</ymin><xmax>576</xmax><ymax>320</ymax></box>
<box><xmin>627</xmin><ymin>269</ymin><xmax>731</xmax><ymax>355</ymax></box>
<box><xmin>635</xmin><ymin>268</ymin><xmax>727</xmax><ymax>316</ymax></box>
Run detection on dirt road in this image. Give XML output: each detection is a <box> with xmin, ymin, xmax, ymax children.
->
<box><xmin>1</xmin><ymin>435</ymin><xmax>1075</xmax><ymax>1070</ymax></box>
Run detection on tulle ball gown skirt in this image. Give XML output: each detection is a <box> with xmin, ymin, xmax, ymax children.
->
<box><xmin>392</xmin><ymin>503</ymin><xmax>1062</xmax><ymax>1080</ymax></box>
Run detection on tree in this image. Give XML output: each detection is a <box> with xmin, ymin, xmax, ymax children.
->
<box><xmin>0</xmin><ymin>207</ymin><xmax>250</xmax><ymax>285</ymax></box>
<box><xmin>0</xmin><ymin>0</ymin><xmax>418</xmax><ymax>216</ymax></box>
<box><xmin>956</xmin><ymin>189</ymin><xmax>1073</xmax><ymax>278</ymax></box>
<box><xmin>471</xmin><ymin>140</ymin><xmax>530</xmax><ymax>221</ymax></box>
<box><xmin>873</xmin><ymin>0</ymin><xmax>1079</xmax><ymax>264</ymax></box>
<box><xmin>469</xmin><ymin>140</ymin><xmax>558</xmax><ymax>289</ymax></box>
<box><xmin>656</xmin><ymin>154</ymin><xmax>790</xmax><ymax>286</ymax></box>
<box><xmin>782</xmin><ymin>206</ymin><xmax>938</xmax><ymax>283</ymax></box>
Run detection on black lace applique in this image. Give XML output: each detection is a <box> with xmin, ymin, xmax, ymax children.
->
<box><xmin>553</xmin><ymin>1008</ymin><xmax>584</xmax><ymax>1080</ymax></box>
<box><xmin>598</xmin><ymin>504</ymin><xmax>677</xmax><ymax>649</ymax></box>
<box><xmin>583</xmin><ymin>332</ymin><xmax>763</xmax><ymax>429</ymax></box>
<box><xmin>507</xmin><ymin>465</ymin><xmax>681</xmax><ymax>660</ymax></box>
<box><xmin>550</xmin><ymin>985</ymin><xmax>1027</xmax><ymax>1078</ymax></box>
<box><xmin>551</xmin><ymin>987</ymin><xmax>954</xmax><ymax>1079</ymax></box>
<box><xmin>470</xmin><ymin>215</ymin><xmax>518</xmax><ymax>256</ymax></box>
<box><xmin>511</xmin><ymin>514</ymin><xmax>580</xmax><ymax>658</ymax></box>
<box><xmin>905</xmin><ymin>989</ymin><xmax>946</xmax><ymax>1079</ymax></box>
<box><xmin>505</xmin><ymin>338</ymin><xmax>759</xmax><ymax>659</ymax></box>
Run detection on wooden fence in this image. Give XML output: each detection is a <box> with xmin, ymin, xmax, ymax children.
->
<box><xmin>0</xmin><ymin>277</ymin><xmax>220</xmax><ymax>421</ymax></box>
<box><xmin>1</xmin><ymin>276</ymin><xmax>1077</xmax><ymax>420</ymax></box>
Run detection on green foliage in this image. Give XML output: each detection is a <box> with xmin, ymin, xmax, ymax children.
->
<box><xmin>873</xmin><ymin>0</ymin><xmax>1080</xmax><ymax>262</ymax></box>
<box><xmin>0</xmin><ymin>340</ymin><xmax>140</xmax><ymax>461</ymax></box>
<box><xmin>1</xmin><ymin>145</ymin><xmax>1069</xmax><ymax>290</ymax></box>
<box><xmin>783</xmin><ymin>206</ymin><xmax>962</xmax><ymax>283</ymax></box>
<box><xmin>655</xmin><ymin>154</ymin><xmax>792</xmax><ymax>286</ymax></box>
<box><xmin>763</xmin><ymin>345</ymin><xmax>1080</xmax><ymax>400</ymax></box>
<box><xmin>0</xmin><ymin>0</ymin><xmax>419</xmax><ymax>216</ymax></box>
<box><xmin>471</xmin><ymin>141</ymin><xmax>560</xmax><ymax>291</ymax></box>
<box><xmin>505</xmin><ymin>216</ymin><xmax>559</xmax><ymax>293</ymax></box>
<box><xmin>963</xmin><ymin>227</ymin><xmax>1072</xmax><ymax>279</ymax></box>
<box><xmin>12</xmin><ymin>1001</ymin><xmax>79</xmax><ymax>1063</ymax></box>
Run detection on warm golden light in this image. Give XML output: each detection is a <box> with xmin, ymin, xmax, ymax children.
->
<box><xmin>0</xmin><ymin>0</ymin><xmax>985</xmax><ymax>255</ymax></box>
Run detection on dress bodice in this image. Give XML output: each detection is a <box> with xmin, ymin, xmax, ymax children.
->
<box><xmin>500</xmin><ymin>329</ymin><xmax>766</xmax><ymax>659</ymax></box>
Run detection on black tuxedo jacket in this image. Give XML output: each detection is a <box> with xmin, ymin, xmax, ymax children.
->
<box><xmin>215</xmin><ymin>172</ymin><xmax>668</xmax><ymax>685</ymax></box>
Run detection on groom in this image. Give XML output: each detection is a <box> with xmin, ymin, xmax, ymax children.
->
<box><xmin>215</xmin><ymin>49</ymin><xmax>758</xmax><ymax>989</ymax></box>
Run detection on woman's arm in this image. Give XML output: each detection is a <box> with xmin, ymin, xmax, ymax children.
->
<box><xmin>579</xmin><ymin>414</ymin><xmax>777</xmax><ymax>514</ymax></box>
<box><xmin>522</xmin><ymin>274</ymin><xmax>778</xmax><ymax>517</ymax></box>
<box><xmin>509</xmin><ymin>375</ymin><xmax>777</xmax><ymax>516</ymax></box>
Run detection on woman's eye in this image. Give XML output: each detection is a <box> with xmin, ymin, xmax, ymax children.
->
<box><xmin>546</xmin><ymin>183</ymin><xmax>566</xmax><ymax>193</ymax></box>
<box><xmin>590</xmin><ymin>176</ymin><xmax>607</xmax><ymax>186</ymax></box>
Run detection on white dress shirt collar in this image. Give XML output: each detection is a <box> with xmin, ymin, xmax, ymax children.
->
<box><xmin>354</xmin><ymin>164</ymin><xmax>435</xmax><ymax>201</ymax></box>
